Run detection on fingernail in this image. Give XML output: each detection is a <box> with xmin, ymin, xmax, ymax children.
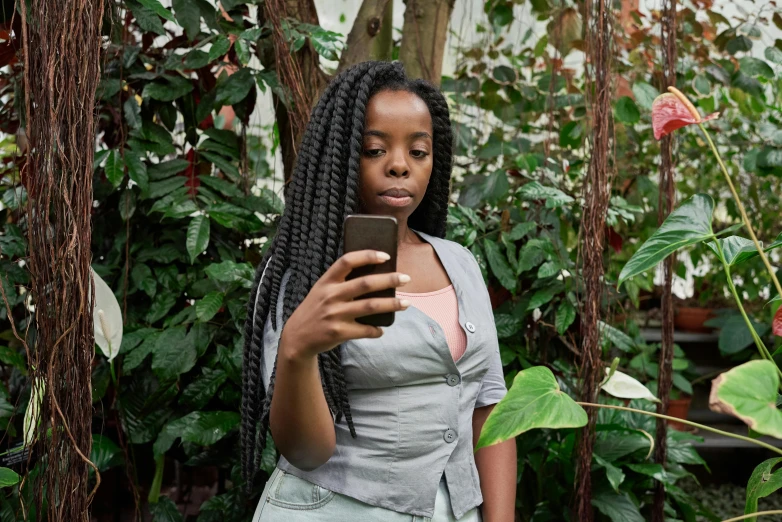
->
<box><xmin>398</xmin><ymin>274</ymin><xmax>411</xmax><ymax>284</ymax></box>
<box><xmin>399</xmin><ymin>299</ymin><xmax>411</xmax><ymax>308</ymax></box>
<box><xmin>376</xmin><ymin>251</ymin><xmax>391</xmax><ymax>261</ymax></box>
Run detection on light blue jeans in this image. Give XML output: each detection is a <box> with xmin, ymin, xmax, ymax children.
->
<box><xmin>252</xmin><ymin>466</ymin><xmax>483</xmax><ymax>522</ymax></box>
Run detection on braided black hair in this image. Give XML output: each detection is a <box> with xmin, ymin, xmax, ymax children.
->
<box><xmin>241</xmin><ymin>61</ymin><xmax>454</xmax><ymax>491</ymax></box>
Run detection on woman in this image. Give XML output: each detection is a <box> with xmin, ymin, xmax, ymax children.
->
<box><xmin>242</xmin><ymin>61</ymin><xmax>516</xmax><ymax>521</ymax></box>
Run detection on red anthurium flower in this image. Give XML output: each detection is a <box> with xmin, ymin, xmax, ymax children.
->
<box><xmin>773</xmin><ymin>306</ymin><xmax>782</xmax><ymax>337</ymax></box>
<box><xmin>651</xmin><ymin>87</ymin><xmax>719</xmax><ymax>140</ymax></box>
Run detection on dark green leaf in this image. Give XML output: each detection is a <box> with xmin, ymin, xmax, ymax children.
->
<box><xmin>727</xmin><ymin>35</ymin><xmax>753</xmax><ymax>54</ymax></box>
<box><xmin>614</xmin><ymin>96</ymin><xmax>640</xmax><ymax>124</ymax></box>
<box><xmin>180</xmin><ymin>368</ymin><xmax>227</xmax><ymax>409</ymax></box>
<box><xmin>146</xmin><ymin>292</ymin><xmax>178</xmax><ymax>324</ymax></box>
<box><xmin>216</xmin><ymin>68</ymin><xmax>254</xmax><ymax>106</ymax></box>
<box><xmin>186</xmin><ymin>215</ymin><xmax>210</xmax><ymax>264</ymax></box>
<box><xmin>90</xmin><ymin>434</ymin><xmax>123</xmax><ymax>473</ymax></box>
<box><xmin>104</xmin><ymin>150</ymin><xmax>125</xmax><ymax>188</ymax></box>
<box><xmin>234</xmin><ymin>38</ymin><xmax>250</xmax><ymax>65</ymax></box>
<box><xmin>145</xmin><ymin>177</ymin><xmax>186</xmax><ymax>200</ymax></box>
<box><xmin>599</xmin><ymin>321</ymin><xmax>636</xmax><ymax>352</ymax></box>
<box><xmin>144</xmin><ymin>75</ymin><xmax>193</xmax><ymax>102</ymax></box>
<box><xmin>122</xmin><ymin>331</ymin><xmax>161</xmax><ymax>373</ymax></box>
<box><xmin>154</xmin><ymin>411</ymin><xmax>240</xmax><ymax>457</ymax></box>
<box><xmin>740</xmin><ymin>57</ymin><xmax>775</xmax><ymax>78</ymax></box>
<box><xmin>119</xmin><ymin>190</ymin><xmax>137</xmax><ymax>221</ymax></box>
<box><xmin>631</xmin><ymin>82</ymin><xmax>659</xmax><ymax>110</ymax></box>
<box><xmin>196</xmin><ymin>292</ymin><xmax>223</xmax><ymax>323</ymax></box>
<box><xmin>765</xmin><ymin>46</ymin><xmax>782</xmax><ymax>65</ymax></box>
<box><xmin>127</xmin><ymin>0</ymin><xmax>166</xmax><ymax>35</ymax></box>
<box><xmin>0</xmin><ymin>468</ymin><xmax>20</xmax><ymax>488</ymax></box>
<box><xmin>150</xmin><ymin>497</ymin><xmax>183</xmax><ymax>522</ymax></box>
<box><xmin>559</xmin><ymin>120</ymin><xmax>582</xmax><ymax>149</ymax></box>
<box><xmin>618</xmin><ymin>194</ymin><xmax>714</xmax><ymax>286</ymax></box>
<box><xmin>138</xmin><ymin>0</ymin><xmax>176</xmax><ymax>22</ymax></box>
<box><xmin>757</xmin><ymin>147</ymin><xmax>782</xmax><ymax>168</ymax></box>
<box><xmin>556</xmin><ymin>302</ymin><xmax>576</xmax><ymax>334</ymax></box>
<box><xmin>484</xmin><ymin>239</ymin><xmax>516</xmax><ymax>291</ymax></box>
<box><xmin>714</xmin><ymin>314</ymin><xmax>769</xmax><ymax>355</ymax></box>
<box><xmin>518</xmin><ymin>182</ymin><xmax>574</xmax><ymax>208</ymax></box>
<box><xmin>152</xmin><ymin>327</ymin><xmax>197</xmax><ymax>380</ymax></box>
<box><xmin>149</xmin><ymin>159</ymin><xmax>190</xmax><ymax>179</ymax></box>
<box><xmin>172</xmin><ymin>0</ymin><xmax>200</xmax><ymax>40</ymax></box>
<box><xmin>526</xmin><ymin>286</ymin><xmax>559</xmax><ymax>311</ymax></box>
<box><xmin>745</xmin><ymin>458</ymin><xmax>782</xmax><ymax>518</ymax></box>
<box><xmin>200</xmin><ymin>151</ymin><xmax>240</xmax><ymax>181</ymax></box>
<box><xmin>0</xmin><ymin>346</ymin><xmax>26</xmax><ymax>373</ymax></box>
<box><xmin>198</xmin><ymin>176</ymin><xmax>242</xmax><ymax>198</ymax></box>
<box><xmin>123</xmin><ymin>97</ymin><xmax>142</xmax><ymax>130</ymax></box>
<box><xmin>208</xmin><ymin>35</ymin><xmax>231</xmax><ymax>62</ymax></box>
<box><xmin>204</xmin><ymin>260</ymin><xmax>254</xmax><ymax>287</ymax></box>
<box><xmin>125</xmin><ymin>150</ymin><xmax>149</xmax><ymax>191</ymax></box>
<box><xmin>495</xmin><ymin>314</ymin><xmax>523</xmax><ymax>338</ymax></box>
<box><xmin>591</xmin><ymin>489</ymin><xmax>644</xmax><ymax>522</ymax></box>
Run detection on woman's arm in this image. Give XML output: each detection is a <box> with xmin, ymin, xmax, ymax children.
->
<box><xmin>473</xmin><ymin>404</ymin><xmax>517</xmax><ymax>522</ymax></box>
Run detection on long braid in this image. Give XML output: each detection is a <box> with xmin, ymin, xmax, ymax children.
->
<box><xmin>242</xmin><ymin>61</ymin><xmax>454</xmax><ymax>492</ymax></box>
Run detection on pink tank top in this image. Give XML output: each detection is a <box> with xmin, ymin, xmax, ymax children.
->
<box><xmin>397</xmin><ymin>284</ymin><xmax>468</xmax><ymax>361</ymax></box>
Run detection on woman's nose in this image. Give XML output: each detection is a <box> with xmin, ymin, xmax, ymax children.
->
<box><xmin>387</xmin><ymin>150</ymin><xmax>409</xmax><ymax>177</ymax></box>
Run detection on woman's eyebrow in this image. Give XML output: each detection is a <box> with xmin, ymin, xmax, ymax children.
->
<box><xmin>363</xmin><ymin>129</ymin><xmax>432</xmax><ymax>140</ymax></box>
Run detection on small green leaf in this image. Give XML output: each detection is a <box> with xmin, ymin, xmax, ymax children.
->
<box><xmin>556</xmin><ymin>302</ymin><xmax>576</xmax><ymax>334</ymax></box>
<box><xmin>125</xmin><ymin>151</ymin><xmax>148</xmax><ymax>191</ymax></box>
<box><xmin>631</xmin><ymin>82</ymin><xmax>659</xmax><ymax>111</ymax></box>
<box><xmin>483</xmin><ymin>239</ymin><xmax>516</xmax><ymax>291</ymax></box>
<box><xmin>727</xmin><ymin>35</ymin><xmax>753</xmax><ymax>55</ymax></box>
<box><xmin>104</xmin><ymin>150</ymin><xmax>125</xmax><ymax>188</ymax></box>
<box><xmin>180</xmin><ymin>368</ymin><xmax>228</xmax><ymax>410</ymax></box>
<box><xmin>208</xmin><ymin>35</ymin><xmax>231</xmax><ymax>62</ymax></box>
<box><xmin>599</xmin><ymin>321</ymin><xmax>636</xmax><ymax>352</ymax></box>
<box><xmin>592</xmin><ymin>489</ymin><xmax>644</xmax><ymax>522</ymax></box>
<box><xmin>172</xmin><ymin>0</ymin><xmax>200</xmax><ymax>40</ymax></box>
<box><xmin>90</xmin><ymin>434</ymin><xmax>123</xmax><ymax>472</ymax></box>
<box><xmin>137</xmin><ymin>0</ymin><xmax>176</xmax><ymax>22</ymax></box>
<box><xmin>745</xmin><ymin>458</ymin><xmax>782</xmax><ymax>521</ymax></box>
<box><xmin>739</xmin><ymin>56</ymin><xmax>775</xmax><ymax>78</ymax></box>
<box><xmin>618</xmin><ymin>194</ymin><xmax>714</xmax><ymax>287</ymax></box>
<box><xmin>494</xmin><ymin>314</ymin><xmax>523</xmax><ymax>339</ymax></box>
<box><xmin>526</xmin><ymin>286</ymin><xmax>559</xmax><ymax>311</ymax></box>
<box><xmin>518</xmin><ymin>182</ymin><xmax>574</xmax><ymax>208</ymax></box>
<box><xmin>144</xmin><ymin>75</ymin><xmax>193</xmax><ymax>102</ymax></box>
<box><xmin>216</xmin><ymin>68</ymin><xmax>255</xmax><ymax>106</ymax></box>
<box><xmin>765</xmin><ymin>46</ymin><xmax>782</xmax><ymax>65</ymax></box>
<box><xmin>507</xmin><ymin>222</ymin><xmax>536</xmax><ymax>241</ymax></box>
<box><xmin>0</xmin><ymin>467</ymin><xmax>20</xmax><ymax>487</ymax></box>
<box><xmin>196</xmin><ymin>292</ymin><xmax>223</xmax><ymax>323</ymax></box>
<box><xmin>234</xmin><ymin>38</ymin><xmax>250</xmax><ymax>65</ymax></box>
<box><xmin>614</xmin><ymin>96</ymin><xmax>640</xmax><ymax>124</ymax></box>
<box><xmin>594</xmin><ymin>454</ymin><xmax>625</xmax><ymax>492</ymax></box>
<box><xmin>123</xmin><ymin>97</ymin><xmax>142</xmax><ymax>130</ymax></box>
<box><xmin>710</xmin><ymin>360</ymin><xmax>782</xmax><ymax>438</ymax></box>
<box><xmin>151</xmin><ymin>327</ymin><xmax>197</xmax><ymax>380</ymax></box>
<box><xmin>119</xmin><ymin>190</ymin><xmax>137</xmax><ymax>221</ymax></box>
<box><xmin>476</xmin><ymin>366</ymin><xmax>588</xmax><ymax>449</ymax></box>
<box><xmin>186</xmin><ymin>215</ymin><xmax>210</xmax><ymax>264</ymax></box>
<box><xmin>127</xmin><ymin>0</ymin><xmax>166</xmax><ymax>35</ymax></box>
<box><xmin>146</xmin><ymin>292</ymin><xmax>178</xmax><ymax>324</ymax></box>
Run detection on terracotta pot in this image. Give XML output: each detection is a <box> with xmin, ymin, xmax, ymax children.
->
<box><xmin>666</xmin><ymin>396</ymin><xmax>692</xmax><ymax>431</ymax></box>
<box><xmin>674</xmin><ymin>307</ymin><xmax>715</xmax><ymax>333</ymax></box>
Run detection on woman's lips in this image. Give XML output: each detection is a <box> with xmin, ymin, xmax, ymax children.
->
<box><xmin>380</xmin><ymin>195</ymin><xmax>413</xmax><ymax>207</ymax></box>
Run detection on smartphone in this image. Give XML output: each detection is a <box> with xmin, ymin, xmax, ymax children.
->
<box><xmin>342</xmin><ymin>214</ymin><xmax>398</xmax><ymax>327</ymax></box>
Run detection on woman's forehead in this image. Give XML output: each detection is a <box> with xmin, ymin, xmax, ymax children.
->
<box><xmin>365</xmin><ymin>90</ymin><xmax>432</xmax><ymax>132</ymax></box>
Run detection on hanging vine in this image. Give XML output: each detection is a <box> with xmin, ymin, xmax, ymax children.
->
<box><xmin>17</xmin><ymin>0</ymin><xmax>104</xmax><ymax>519</ymax></box>
<box><xmin>575</xmin><ymin>0</ymin><xmax>614</xmax><ymax>519</ymax></box>
<box><xmin>653</xmin><ymin>1</ymin><xmax>677</xmax><ymax>520</ymax></box>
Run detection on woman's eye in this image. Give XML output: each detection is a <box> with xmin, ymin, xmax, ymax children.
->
<box><xmin>411</xmin><ymin>150</ymin><xmax>429</xmax><ymax>159</ymax></box>
<box><xmin>364</xmin><ymin>149</ymin><xmax>384</xmax><ymax>157</ymax></box>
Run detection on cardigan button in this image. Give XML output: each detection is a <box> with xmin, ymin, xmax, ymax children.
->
<box><xmin>444</xmin><ymin>429</ymin><xmax>457</xmax><ymax>443</ymax></box>
<box><xmin>465</xmin><ymin>322</ymin><xmax>476</xmax><ymax>333</ymax></box>
<box><xmin>446</xmin><ymin>374</ymin><xmax>460</xmax><ymax>386</ymax></box>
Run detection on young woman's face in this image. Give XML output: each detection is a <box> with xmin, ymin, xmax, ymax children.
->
<box><xmin>358</xmin><ymin>89</ymin><xmax>434</xmax><ymax>222</ymax></box>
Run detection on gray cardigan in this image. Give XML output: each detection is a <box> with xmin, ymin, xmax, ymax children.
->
<box><xmin>259</xmin><ymin>230</ymin><xmax>508</xmax><ymax>518</ymax></box>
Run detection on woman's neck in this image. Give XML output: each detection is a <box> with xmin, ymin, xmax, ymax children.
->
<box><xmin>397</xmin><ymin>220</ymin><xmax>423</xmax><ymax>250</ymax></box>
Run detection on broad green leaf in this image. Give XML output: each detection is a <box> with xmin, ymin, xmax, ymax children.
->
<box><xmin>154</xmin><ymin>411</ymin><xmax>240</xmax><ymax>457</ymax></box>
<box><xmin>517</xmin><ymin>182</ymin><xmax>574</xmax><ymax>208</ymax></box>
<box><xmin>104</xmin><ymin>150</ymin><xmax>125</xmax><ymax>188</ymax></box>
<box><xmin>234</xmin><ymin>38</ymin><xmax>250</xmax><ymax>65</ymax></box>
<box><xmin>180</xmin><ymin>367</ymin><xmax>227</xmax><ymax>410</ymax></box>
<box><xmin>526</xmin><ymin>286</ymin><xmax>559</xmax><ymax>311</ymax></box>
<box><xmin>186</xmin><ymin>215</ymin><xmax>210</xmax><ymax>264</ymax></box>
<box><xmin>711</xmin><ymin>314</ymin><xmax>769</xmax><ymax>355</ymax></box>
<box><xmin>125</xmin><ymin>150</ymin><xmax>148</xmax><ymax>191</ymax></box>
<box><xmin>727</xmin><ymin>35</ymin><xmax>753</xmax><ymax>54</ymax></box>
<box><xmin>745</xmin><ymin>458</ymin><xmax>782</xmax><ymax>521</ymax></box>
<box><xmin>591</xmin><ymin>489</ymin><xmax>644</xmax><ymax>522</ymax></box>
<box><xmin>146</xmin><ymin>177</ymin><xmax>186</xmax><ymax>200</ymax></box>
<box><xmin>709</xmin><ymin>360</ymin><xmax>782</xmax><ymax>438</ymax></box>
<box><xmin>172</xmin><ymin>0</ymin><xmax>200</xmax><ymax>40</ymax></box>
<box><xmin>127</xmin><ymin>0</ymin><xmax>166</xmax><ymax>35</ymax></box>
<box><xmin>537</xmin><ymin>260</ymin><xmax>560</xmax><ymax>278</ymax></box>
<box><xmin>559</xmin><ymin>121</ymin><xmax>582</xmax><ymax>149</ymax></box>
<box><xmin>0</xmin><ymin>468</ymin><xmax>20</xmax><ymax>487</ymax></box>
<box><xmin>149</xmin><ymin>159</ymin><xmax>190</xmax><ymax>179</ymax></box>
<box><xmin>150</xmin><ymin>496</ymin><xmax>182</xmax><ymax>522</ymax></box>
<box><xmin>618</xmin><ymin>194</ymin><xmax>714</xmax><ymax>287</ymax></box>
<box><xmin>90</xmin><ymin>434</ymin><xmax>123</xmax><ymax>472</ymax></box>
<box><xmin>208</xmin><ymin>35</ymin><xmax>231</xmax><ymax>62</ymax></box>
<box><xmin>483</xmin><ymin>239</ymin><xmax>516</xmax><ymax>291</ymax></box>
<box><xmin>138</xmin><ymin>0</ymin><xmax>176</xmax><ymax>22</ymax></box>
<box><xmin>200</xmin><ymin>151</ymin><xmax>240</xmax><ymax>181</ymax></box>
<box><xmin>0</xmin><ymin>346</ymin><xmax>26</xmax><ymax>374</ymax></box>
<box><xmin>692</xmin><ymin>75</ymin><xmax>711</xmax><ymax>95</ymax></box>
<box><xmin>599</xmin><ymin>321</ymin><xmax>636</xmax><ymax>352</ymax></box>
<box><xmin>556</xmin><ymin>302</ymin><xmax>576</xmax><ymax>334</ymax></box>
<box><xmin>614</xmin><ymin>96</ymin><xmax>640</xmax><ymax>124</ymax></box>
<box><xmin>757</xmin><ymin>147</ymin><xmax>782</xmax><ymax>168</ymax></box>
<box><xmin>595</xmin><ymin>428</ymin><xmax>653</xmax><ymax>461</ymax></box>
<box><xmin>507</xmin><ymin>222</ymin><xmax>536</xmax><ymax>241</ymax></box>
<box><xmin>144</xmin><ymin>75</ymin><xmax>193</xmax><ymax>102</ymax></box>
<box><xmin>151</xmin><ymin>327</ymin><xmax>197</xmax><ymax>381</ymax></box>
<box><xmin>147</xmin><ymin>292</ymin><xmax>178</xmax><ymax>324</ymax></box>
<box><xmin>123</xmin><ymin>97</ymin><xmax>142</xmax><ymax>130</ymax></box>
<box><xmin>476</xmin><ymin>366</ymin><xmax>588</xmax><ymax>449</ymax></box>
<box><xmin>216</xmin><ymin>68</ymin><xmax>254</xmax><ymax>106</ymax></box>
<box><xmin>766</xmin><ymin>46</ymin><xmax>782</xmax><ymax>65</ymax></box>
<box><xmin>707</xmin><ymin>234</ymin><xmax>782</xmax><ymax>266</ymax></box>
<box><xmin>494</xmin><ymin>314</ymin><xmax>523</xmax><ymax>339</ymax></box>
<box><xmin>594</xmin><ymin>454</ymin><xmax>625</xmax><ymax>492</ymax></box>
<box><xmin>196</xmin><ymin>291</ymin><xmax>223</xmax><ymax>323</ymax></box>
<box><xmin>632</xmin><ymin>82</ymin><xmax>659</xmax><ymax>111</ymax></box>
<box><xmin>739</xmin><ymin>57</ymin><xmax>775</xmax><ymax>78</ymax></box>
<box><xmin>198</xmin><ymin>176</ymin><xmax>243</xmax><ymax>198</ymax></box>
<box><xmin>601</xmin><ymin>369</ymin><xmax>659</xmax><ymax>403</ymax></box>
<box><xmin>122</xmin><ymin>331</ymin><xmax>161</xmax><ymax>373</ymax></box>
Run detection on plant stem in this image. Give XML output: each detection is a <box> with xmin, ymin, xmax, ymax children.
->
<box><xmin>699</xmin><ymin>124</ymin><xmax>782</xmax><ymax>301</ymax></box>
<box><xmin>721</xmin><ymin>512</ymin><xmax>782</xmax><ymax>522</ymax></box>
<box><xmin>576</xmin><ymin>402</ymin><xmax>782</xmax><ymax>456</ymax></box>
<box><xmin>148</xmin><ymin>454</ymin><xmax>164</xmax><ymax>504</ymax></box>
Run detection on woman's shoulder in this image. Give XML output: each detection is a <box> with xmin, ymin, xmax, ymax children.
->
<box><xmin>414</xmin><ymin>230</ymin><xmax>481</xmax><ymax>277</ymax></box>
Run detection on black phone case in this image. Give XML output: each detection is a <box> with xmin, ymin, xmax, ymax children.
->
<box><xmin>343</xmin><ymin>215</ymin><xmax>398</xmax><ymax>327</ymax></box>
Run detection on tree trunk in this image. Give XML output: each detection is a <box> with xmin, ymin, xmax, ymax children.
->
<box><xmin>18</xmin><ymin>0</ymin><xmax>104</xmax><ymax>519</ymax></box>
<box><xmin>338</xmin><ymin>0</ymin><xmax>393</xmax><ymax>73</ymax></box>
<box><xmin>398</xmin><ymin>0</ymin><xmax>455</xmax><ymax>85</ymax></box>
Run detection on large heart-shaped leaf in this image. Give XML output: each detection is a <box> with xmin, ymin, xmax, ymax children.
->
<box><xmin>745</xmin><ymin>458</ymin><xmax>782</xmax><ymax>522</ymax></box>
<box><xmin>476</xmin><ymin>366</ymin><xmax>587</xmax><ymax>449</ymax></box>
<box><xmin>618</xmin><ymin>194</ymin><xmax>714</xmax><ymax>287</ymax></box>
<box><xmin>0</xmin><ymin>467</ymin><xmax>20</xmax><ymax>487</ymax></box>
<box><xmin>709</xmin><ymin>360</ymin><xmax>782</xmax><ymax>438</ymax></box>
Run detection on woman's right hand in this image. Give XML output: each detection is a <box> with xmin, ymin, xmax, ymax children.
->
<box><xmin>280</xmin><ymin>250</ymin><xmax>411</xmax><ymax>360</ymax></box>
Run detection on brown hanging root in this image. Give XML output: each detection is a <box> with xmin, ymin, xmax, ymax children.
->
<box><xmin>652</xmin><ymin>1</ymin><xmax>677</xmax><ymax>520</ymax></box>
<box><xmin>17</xmin><ymin>0</ymin><xmax>105</xmax><ymax>518</ymax></box>
<box><xmin>575</xmin><ymin>0</ymin><xmax>614</xmax><ymax>520</ymax></box>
